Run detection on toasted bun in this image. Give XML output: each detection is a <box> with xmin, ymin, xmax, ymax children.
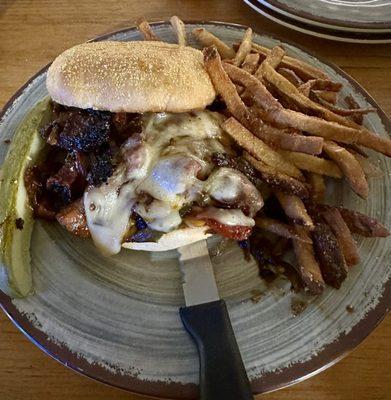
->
<box><xmin>122</xmin><ymin>226</ymin><xmax>212</xmax><ymax>252</ymax></box>
<box><xmin>46</xmin><ymin>41</ymin><xmax>216</xmax><ymax>113</ymax></box>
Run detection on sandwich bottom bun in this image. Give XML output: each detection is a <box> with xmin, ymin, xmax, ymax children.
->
<box><xmin>122</xmin><ymin>226</ymin><xmax>212</xmax><ymax>252</ymax></box>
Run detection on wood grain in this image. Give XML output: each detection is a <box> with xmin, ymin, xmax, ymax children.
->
<box><xmin>0</xmin><ymin>1</ymin><xmax>390</xmax><ymax>399</ymax></box>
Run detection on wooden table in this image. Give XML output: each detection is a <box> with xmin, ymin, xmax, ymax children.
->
<box><xmin>0</xmin><ymin>1</ymin><xmax>390</xmax><ymax>399</ymax></box>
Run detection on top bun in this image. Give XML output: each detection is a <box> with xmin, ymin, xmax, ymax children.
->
<box><xmin>46</xmin><ymin>41</ymin><xmax>216</xmax><ymax>113</ymax></box>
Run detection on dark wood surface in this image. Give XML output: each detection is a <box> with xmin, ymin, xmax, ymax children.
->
<box><xmin>0</xmin><ymin>1</ymin><xmax>390</xmax><ymax>399</ymax></box>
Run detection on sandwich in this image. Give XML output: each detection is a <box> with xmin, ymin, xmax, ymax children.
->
<box><xmin>25</xmin><ymin>41</ymin><xmax>264</xmax><ymax>256</ymax></box>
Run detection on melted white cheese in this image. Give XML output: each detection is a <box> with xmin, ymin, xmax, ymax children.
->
<box><xmin>206</xmin><ymin>167</ymin><xmax>264</xmax><ymax>214</ymax></box>
<box><xmin>84</xmin><ymin>111</ymin><xmax>263</xmax><ymax>255</ymax></box>
<box><xmin>197</xmin><ymin>207</ymin><xmax>255</xmax><ymax>227</ymax></box>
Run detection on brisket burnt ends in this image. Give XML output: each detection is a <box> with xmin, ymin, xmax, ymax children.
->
<box><xmin>28</xmin><ymin>102</ymin><xmax>142</xmax><ymax>219</ymax></box>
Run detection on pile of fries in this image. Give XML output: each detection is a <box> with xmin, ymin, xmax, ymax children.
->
<box><xmin>138</xmin><ymin>18</ymin><xmax>390</xmax><ymax>295</ymax></box>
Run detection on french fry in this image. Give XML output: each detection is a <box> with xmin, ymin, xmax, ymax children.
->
<box><xmin>344</xmin><ymin>143</ymin><xmax>368</xmax><ymax>158</ymax></box>
<box><xmin>345</xmin><ymin>94</ymin><xmax>364</xmax><ymax>125</ymax></box>
<box><xmin>292</xmin><ymin>226</ymin><xmax>325</xmax><ymax>294</ymax></box>
<box><xmin>221</xmin><ymin>60</ymin><xmax>390</xmax><ymax>155</ymax></box>
<box><xmin>241</xmin><ymin>53</ymin><xmax>260</xmax><ymax>74</ymax></box>
<box><xmin>278</xmin><ymin>67</ymin><xmax>303</xmax><ymax>87</ymax></box>
<box><xmin>233</xmin><ymin>28</ymin><xmax>253</xmax><ymax>66</ymax></box>
<box><xmin>223</xmin><ymin>63</ymin><xmax>326</xmax><ymax>155</ymax></box>
<box><xmin>203</xmin><ymin>46</ymin><xmax>251</xmax><ymax>123</ymax></box>
<box><xmin>278</xmin><ymin>149</ymin><xmax>343</xmax><ymax>178</ymax></box>
<box><xmin>321</xmin><ymin>208</ymin><xmax>360</xmax><ymax>267</ymax></box>
<box><xmin>298</xmin><ymin>79</ymin><xmax>342</xmax><ymax>96</ymax></box>
<box><xmin>323</xmin><ymin>140</ymin><xmax>368</xmax><ymax>198</ymax></box>
<box><xmin>243</xmin><ymin>153</ymin><xmax>310</xmax><ymax>199</ymax></box>
<box><xmin>348</xmin><ymin>150</ymin><xmax>383</xmax><ymax>178</ymax></box>
<box><xmin>312</xmin><ymin>94</ymin><xmax>375</xmax><ymax>118</ymax></box>
<box><xmin>312</xmin><ymin>223</ymin><xmax>347</xmax><ymax>289</ymax></box>
<box><xmin>257</xmin><ymin>107</ymin><xmax>391</xmax><ymax>157</ymax></box>
<box><xmin>251</xmin><ymin>42</ymin><xmax>329</xmax><ymax>80</ymax></box>
<box><xmin>308</xmin><ymin>173</ymin><xmax>326</xmax><ymax>202</ymax></box>
<box><xmin>204</xmin><ymin>48</ymin><xmax>323</xmax><ymax>156</ymax></box>
<box><xmin>255</xmin><ymin>46</ymin><xmax>284</xmax><ymax>75</ymax></box>
<box><xmin>275</xmin><ymin>191</ymin><xmax>314</xmax><ymax>228</ymax></box>
<box><xmin>258</xmin><ymin>59</ymin><xmax>360</xmax><ymax>128</ymax></box>
<box><xmin>222</xmin><ymin>117</ymin><xmax>303</xmax><ymax>179</ymax></box>
<box><xmin>251</xmin><ymin>120</ymin><xmax>324</xmax><ymax>155</ymax></box>
<box><xmin>137</xmin><ymin>18</ymin><xmax>160</xmax><ymax>41</ymax></box>
<box><xmin>255</xmin><ymin>216</ymin><xmax>312</xmax><ymax>243</ymax></box>
<box><xmin>314</xmin><ymin>90</ymin><xmax>337</xmax><ymax>104</ymax></box>
<box><xmin>193</xmin><ymin>28</ymin><xmax>235</xmax><ymax>59</ymax></box>
<box><xmin>336</xmin><ymin>207</ymin><xmax>390</xmax><ymax>237</ymax></box>
<box><xmin>170</xmin><ymin>16</ymin><xmax>186</xmax><ymax>46</ymax></box>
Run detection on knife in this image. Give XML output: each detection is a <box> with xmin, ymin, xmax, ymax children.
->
<box><xmin>178</xmin><ymin>239</ymin><xmax>254</xmax><ymax>400</ymax></box>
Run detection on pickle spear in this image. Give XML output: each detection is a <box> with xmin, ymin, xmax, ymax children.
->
<box><xmin>0</xmin><ymin>99</ymin><xmax>50</xmax><ymax>297</ymax></box>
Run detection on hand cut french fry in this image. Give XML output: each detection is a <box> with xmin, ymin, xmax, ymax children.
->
<box><xmin>233</xmin><ymin>28</ymin><xmax>253</xmax><ymax>66</ymax></box>
<box><xmin>292</xmin><ymin>226</ymin><xmax>325</xmax><ymax>294</ymax></box>
<box><xmin>255</xmin><ymin>216</ymin><xmax>312</xmax><ymax>243</ymax></box>
<box><xmin>251</xmin><ymin>42</ymin><xmax>330</xmax><ymax>80</ymax></box>
<box><xmin>137</xmin><ymin>18</ymin><xmax>160</xmax><ymax>41</ymax></box>
<box><xmin>323</xmin><ymin>140</ymin><xmax>368</xmax><ymax>198</ymax></box>
<box><xmin>258</xmin><ymin>59</ymin><xmax>361</xmax><ymax>128</ymax></box>
<box><xmin>312</xmin><ymin>94</ymin><xmax>375</xmax><ymax>118</ymax></box>
<box><xmin>170</xmin><ymin>16</ymin><xmax>186</xmax><ymax>46</ymax></box>
<box><xmin>275</xmin><ymin>191</ymin><xmax>314</xmax><ymax>228</ymax></box>
<box><xmin>278</xmin><ymin>149</ymin><xmax>342</xmax><ymax>178</ymax></box>
<box><xmin>243</xmin><ymin>152</ymin><xmax>310</xmax><ymax>199</ymax></box>
<box><xmin>193</xmin><ymin>28</ymin><xmax>235</xmax><ymax>59</ymax></box>
<box><xmin>335</xmin><ymin>207</ymin><xmax>390</xmax><ymax>237</ymax></box>
<box><xmin>307</xmin><ymin>173</ymin><xmax>326</xmax><ymax>202</ymax></box>
<box><xmin>277</xmin><ymin>68</ymin><xmax>303</xmax><ymax>87</ymax></box>
<box><xmin>251</xmin><ymin>119</ymin><xmax>324</xmax><ymax>155</ymax></box>
<box><xmin>255</xmin><ymin>46</ymin><xmax>284</xmax><ymax>75</ymax></box>
<box><xmin>313</xmin><ymin>90</ymin><xmax>337</xmax><ymax>105</ymax></box>
<box><xmin>311</xmin><ymin>223</ymin><xmax>347</xmax><ymax>289</ymax></box>
<box><xmin>203</xmin><ymin>46</ymin><xmax>251</xmax><ymax>123</ymax></box>
<box><xmin>241</xmin><ymin>53</ymin><xmax>260</xmax><ymax>74</ymax></box>
<box><xmin>348</xmin><ymin>150</ymin><xmax>383</xmax><ymax>178</ymax></box>
<box><xmin>222</xmin><ymin>117</ymin><xmax>303</xmax><ymax>179</ymax></box>
<box><xmin>223</xmin><ymin>62</ymin><xmax>326</xmax><ymax>155</ymax></box>
<box><xmin>345</xmin><ymin>95</ymin><xmax>364</xmax><ymax>124</ymax></box>
<box><xmin>321</xmin><ymin>208</ymin><xmax>360</xmax><ymax>267</ymax></box>
<box><xmin>204</xmin><ymin>49</ymin><xmax>324</xmax><ymax>155</ymax></box>
<box><xmin>298</xmin><ymin>79</ymin><xmax>342</xmax><ymax>95</ymax></box>
<box><xmin>221</xmin><ymin>59</ymin><xmax>391</xmax><ymax>156</ymax></box>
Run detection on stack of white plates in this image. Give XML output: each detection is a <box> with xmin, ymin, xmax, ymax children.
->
<box><xmin>244</xmin><ymin>0</ymin><xmax>391</xmax><ymax>43</ymax></box>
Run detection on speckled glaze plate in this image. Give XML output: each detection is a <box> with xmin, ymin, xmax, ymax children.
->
<box><xmin>259</xmin><ymin>0</ymin><xmax>391</xmax><ymax>31</ymax></box>
<box><xmin>244</xmin><ymin>0</ymin><xmax>391</xmax><ymax>43</ymax></box>
<box><xmin>0</xmin><ymin>22</ymin><xmax>390</xmax><ymax>399</ymax></box>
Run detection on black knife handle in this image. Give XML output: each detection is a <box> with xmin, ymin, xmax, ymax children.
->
<box><xmin>180</xmin><ymin>299</ymin><xmax>254</xmax><ymax>400</ymax></box>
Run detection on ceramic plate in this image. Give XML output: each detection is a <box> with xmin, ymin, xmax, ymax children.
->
<box><xmin>0</xmin><ymin>21</ymin><xmax>390</xmax><ymax>399</ymax></box>
<box><xmin>260</xmin><ymin>0</ymin><xmax>391</xmax><ymax>31</ymax></box>
<box><xmin>244</xmin><ymin>0</ymin><xmax>391</xmax><ymax>43</ymax></box>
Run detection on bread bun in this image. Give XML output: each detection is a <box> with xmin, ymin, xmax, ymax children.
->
<box><xmin>122</xmin><ymin>226</ymin><xmax>212</xmax><ymax>252</ymax></box>
<box><xmin>47</xmin><ymin>41</ymin><xmax>216</xmax><ymax>113</ymax></box>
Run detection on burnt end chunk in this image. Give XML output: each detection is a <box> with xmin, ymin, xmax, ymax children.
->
<box><xmin>46</xmin><ymin>154</ymin><xmax>88</xmax><ymax>207</ymax></box>
<box><xmin>87</xmin><ymin>144</ymin><xmax>114</xmax><ymax>185</ymax></box>
<box><xmin>56</xmin><ymin>198</ymin><xmax>90</xmax><ymax>238</ymax></box>
<box><xmin>24</xmin><ymin>165</ymin><xmax>57</xmax><ymax>220</ymax></box>
<box><xmin>312</xmin><ymin>223</ymin><xmax>347</xmax><ymax>289</ymax></box>
<box><xmin>57</xmin><ymin>109</ymin><xmax>111</xmax><ymax>152</ymax></box>
<box><xmin>112</xmin><ymin>112</ymin><xmax>143</xmax><ymax>143</ymax></box>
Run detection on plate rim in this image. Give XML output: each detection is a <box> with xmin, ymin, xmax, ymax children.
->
<box><xmin>262</xmin><ymin>0</ymin><xmax>391</xmax><ymax>31</ymax></box>
<box><xmin>0</xmin><ymin>20</ymin><xmax>390</xmax><ymax>399</ymax></box>
<box><xmin>244</xmin><ymin>0</ymin><xmax>391</xmax><ymax>44</ymax></box>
